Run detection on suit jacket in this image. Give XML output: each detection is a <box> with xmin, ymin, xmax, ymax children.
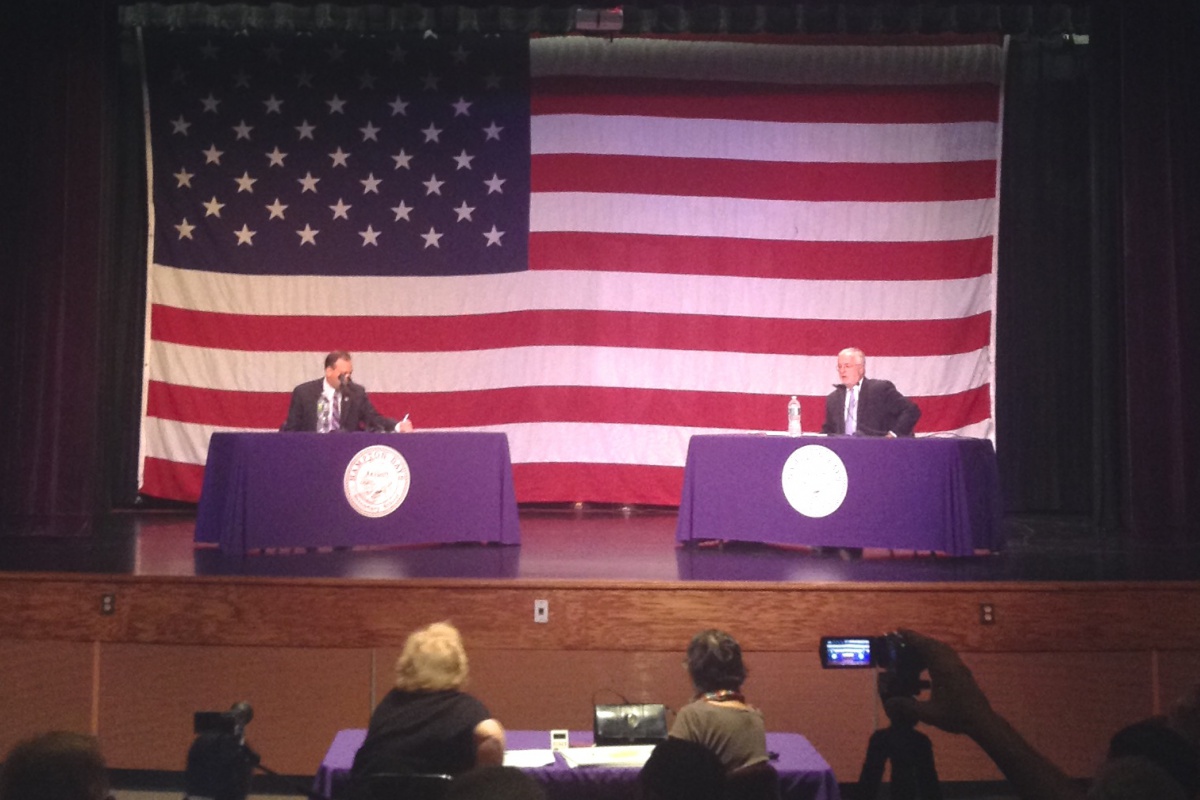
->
<box><xmin>280</xmin><ymin>378</ymin><xmax>400</xmax><ymax>433</ymax></box>
<box><xmin>821</xmin><ymin>377</ymin><xmax>920</xmax><ymax>437</ymax></box>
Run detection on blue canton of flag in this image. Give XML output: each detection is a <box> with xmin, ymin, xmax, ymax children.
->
<box><xmin>145</xmin><ymin>30</ymin><xmax>531</xmax><ymax>276</ymax></box>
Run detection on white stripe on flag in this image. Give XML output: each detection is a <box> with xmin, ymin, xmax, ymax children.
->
<box><xmin>150</xmin><ymin>264</ymin><xmax>993</xmax><ymax>322</ymax></box>
<box><xmin>531</xmin><ymin>194</ymin><xmax>997</xmax><ymax>242</ymax></box>
<box><xmin>147</xmin><ymin>339</ymin><xmax>992</xmax><ymax>398</ymax></box>
<box><xmin>532</xmin><ymin>117</ymin><xmax>1001</xmax><ymax>164</ymax></box>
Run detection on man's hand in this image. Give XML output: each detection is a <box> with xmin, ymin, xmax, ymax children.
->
<box><xmin>885</xmin><ymin>629</ymin><xmax>994</xmax><ymax>737</ymax></box>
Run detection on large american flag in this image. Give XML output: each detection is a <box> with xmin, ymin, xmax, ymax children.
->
<box><xmin>138</xmin><ymin>29</ymin><xmax>1004</xmax><ymax>506</ymax></box>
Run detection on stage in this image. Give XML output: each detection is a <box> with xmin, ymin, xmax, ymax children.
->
<box><xmin>2</xmin><ymin>506</ymin><xmax>1199</xmax><ymax>583</ymax></box>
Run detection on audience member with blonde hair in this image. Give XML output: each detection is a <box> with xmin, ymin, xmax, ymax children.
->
<box><xmin>350</xmin><ymin>622</ymin><xmax>505</xmax><ymax>785</ymax></box>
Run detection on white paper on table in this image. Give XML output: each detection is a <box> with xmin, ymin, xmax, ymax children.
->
<box><xmin>503</xmin><ymin>749</ymin><xmax>557</xmax><ymax>768</ymax></box>
<box><xmin>558</xmin><ymin>744</ymin><xmax>656</xmax><ymax>768</ymax></box>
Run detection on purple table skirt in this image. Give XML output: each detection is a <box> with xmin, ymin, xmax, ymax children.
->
<box><xmin>195</xmin><ymin>432</ymin><xmax>520</xmax><ymax>552</ymax></box>
<box><xmin>676</xmin><ymin>435</ymin><xmax>1001</xmax><ymax>556</ymax></box>
<box><xmin>315</xmin><ymin>729</ymin><xmax>839</xmax><ymax>800</ymax></box>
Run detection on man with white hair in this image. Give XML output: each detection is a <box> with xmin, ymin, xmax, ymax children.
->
<box><xmin>821</xmin><ymin>347</ymin><xmax>920</xmax><ymax>438</ymax></box>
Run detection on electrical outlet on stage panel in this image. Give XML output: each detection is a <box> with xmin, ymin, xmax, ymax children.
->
<box><xmin>980</xmin><ymin>603</ymin><xmax>995</xmax><ymax>624</ymax></box>
<box><xmin>100</xmin><ymin>593</ymin><xmax>116</xmax><ymax>615</ymax></box>
<box><xmin>534</xmin><ymin>599</ymin><xmax>549</xmax><ymax>624</ymax></box>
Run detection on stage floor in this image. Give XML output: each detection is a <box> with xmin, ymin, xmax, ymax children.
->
<box><xmin>3</xmin><ymin>506</ymin><xmax>1200</xmax><ymax>583</ymax></box>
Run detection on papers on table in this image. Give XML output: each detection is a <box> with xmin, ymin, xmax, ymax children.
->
<box><xmin>559</xmin><ymin>744</ymin><xmax>656</xmax><ymax>768</ymax></box>
<box><xmin>503</xmin><ymin>749</ymin><xmax>557</xmax><ymax>768</ymax></box>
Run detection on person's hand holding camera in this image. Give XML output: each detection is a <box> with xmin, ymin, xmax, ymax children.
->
<box><xmin>885</xmin><ymin>629</ymin><xmax>994</xmax><ymax>737</ymax></box>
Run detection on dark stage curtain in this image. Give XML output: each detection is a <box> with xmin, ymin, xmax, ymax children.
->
<box><xmin>0</xmin><ymin>1</ymin><xmax>134</xmax><ymax>527</ymax></box>
<box><xmin>2</xmin><ymin>0</ymin><xmax>1197</xmax><ymax>543</ymax></box>
<box><xmin>1114</xmin><ymin>0</ymin><xmax>1200</xmax><ymax>538</ymax></box>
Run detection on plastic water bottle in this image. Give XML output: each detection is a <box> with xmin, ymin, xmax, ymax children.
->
<box><xmin>317</xmin><ymin>396</ymin><xmax>329</xmax><ymax>433</ymax></box>
<box><xmin>787</xmin><ymin>395</ymin><xmax>802</xmax><ymax>436</ymax></box>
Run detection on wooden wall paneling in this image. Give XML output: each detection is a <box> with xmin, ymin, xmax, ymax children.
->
<box><xmin>952</xmin><ymin>651</ymin><xmax>1154</xmax><ymax>779</ymax></box>
<box><xmin>97</xmin><ymin>643</ymin><xmax>373</xmax><ymax>773</ymax></box>
<box><xmin>1157</xmin><ymin>650</ymin><xmax>1200</xmax><ymax>718</ymax></box>
<box><xmin>0</xmin><ymin>640</ymin><xmax>96</xmax><ymax>755</ymax></box>
<box><xmin>5</xmin><ymin>576</ymin><xmax>1200</xmax><ymax>654</ymax></box>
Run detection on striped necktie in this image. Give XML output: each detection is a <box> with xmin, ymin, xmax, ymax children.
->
<box><xmin>845</xmin><ymin>387</ymin><xmax>857</xmax><ymax>435</ymax></box>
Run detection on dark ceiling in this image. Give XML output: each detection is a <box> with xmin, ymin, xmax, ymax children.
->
<box><xmin>117</xmin><ymin>2</ymin><xmax>1092</xmax><ymax>36</ymax></box>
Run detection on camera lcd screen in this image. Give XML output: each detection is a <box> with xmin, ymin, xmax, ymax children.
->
<box><xmin>820</xmin><ymin>637</ymin><xmax>874</xmax><ymax>668</ymax></box>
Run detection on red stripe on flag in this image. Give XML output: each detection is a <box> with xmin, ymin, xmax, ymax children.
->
<box><xmin>151</xmin><ymin>305</ymin><xmax>991</xmax><ymax>356</ymax></box>
<box><xmin>141</xmin><ymin>457</ymin><xmax>205</xmax><ymax>504</ymax></box>
<box><xmin>512</xmin><ymin>462</ymin><xmax>683</xmax><ymax>506</ymax></box>
<box><xmin>532</xmin><ymin>155</ymin><xmax>996</xmax><ymax>202</ymax></box>
<box><xmin>532</xmin><ymin>78</ymin><xmax>1001</xmax><ymax>123</ymax></box>
<box><xmin>146</xmin><ymin>382</ymin><xmax>991</xmax><ymax>433</ymax></box>
<box><xmin>529</xmin><ymin>233</ymin><xmax>994</xmax><ymax>280</ymax></box>
<box><xmin>152</xmin><ymin>304</ymin><xmax>993</xmax><ymax>355</ymax></box>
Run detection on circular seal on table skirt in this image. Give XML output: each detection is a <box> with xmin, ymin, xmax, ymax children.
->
<box><xmin>781</xmin><ymin>444</ymin><xmax>848</xmax><ymax>518</ymax></box>
<box><xmin>343</xmin><ymin>445</ymin><xmax>411</xmax><ymax>518</ymax></box>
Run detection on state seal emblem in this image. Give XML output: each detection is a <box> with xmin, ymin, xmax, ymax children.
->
<box><xmin>343</xmin><ymin>445</ymin><xmax>411</xmax><ymax>518</ymax></box>
<box><xmin>781</xmin><ymin>444</ymin><xmax>848</xmax><ymax>518</ymax></box>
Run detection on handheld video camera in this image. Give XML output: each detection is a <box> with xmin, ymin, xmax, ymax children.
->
<box><xmin>818</xmin><ymin>633</ymin><xmax>927</xmax><ymax>698</ymax></box>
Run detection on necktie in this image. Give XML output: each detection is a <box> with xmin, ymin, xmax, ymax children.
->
<box><xmin>331</xmin><ymin>392</ymin><xmax>341</xmax><ymax>432</ymax></box>
<box><xmin>845</xmin><ymin>387</ymin><xmax>857</xmax><ymax>435</ymax></box>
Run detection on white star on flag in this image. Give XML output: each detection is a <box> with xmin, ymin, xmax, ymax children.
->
<box><xmin>421</xmin><ymin>227</ymin><xmax>443</xmax><ymax>248</ymax></box>
<box><xmin>423</xmin><ymin>175</ymin><xmax>444</xmax><ymax>195</ymax></box>
<box><xmin>360</xmin><ymin>174</ymin><xmax>382</xmax><ymax>194</ymax></box>
<box><xmin>482</xmin><ymin>225</ymin><xmax>504</xmax><ymax>246</ymax></box>
<box><xmin>296</xmin><ymin>224</ymin><xmax>319</xmax><ymax>245</ymax></box>
<box><xmin>484</xmin><ymin>174</ymin><xmax>506</xmax><ymax>194</ymax></box>
<box><xmin>234</xmin><ymin>172</ymin><xmax>257</xmax><ymax>193</ymax></box>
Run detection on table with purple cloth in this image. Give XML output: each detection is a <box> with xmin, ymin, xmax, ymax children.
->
<box><xmin>195</xmin><ymin>432</ymin><xmax>520</xmax><ymax>552</ymax></box>
<box><xmin>676</xmin><ymin>435</ymin><xmax>1001</xmax><ymax>556</ymax></box>
<box><xmin>314</xmin><ymin>729</ymin><xmax>840</xmax><ymax>800</ymax></box>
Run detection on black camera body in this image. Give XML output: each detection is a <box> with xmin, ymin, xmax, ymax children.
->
<box><xmin>819</xmin><ymin>633</ymin><xmax>926</xmax><ymax>697</ymax></box>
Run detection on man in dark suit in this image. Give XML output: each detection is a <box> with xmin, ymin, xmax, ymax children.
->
<box><xmin>280</xmin><ymin>350</ymin><xmax>414</xmax><ymax>433</ymax></box>
<box><xmin>821</xmin><ymin>347</ymin><xmax>920</xmax><ymax>437</ymax></box>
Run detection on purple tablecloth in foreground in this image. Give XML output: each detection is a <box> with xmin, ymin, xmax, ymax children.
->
<box><xmin>195</xmin><ymin>432</ymin><xmax>520</xmax><ymax>552</ymax></box>
<box><xmin>676</xmin><ymin>435</ymin><xmax>1001</xmax><ymax>556</ymax></box>
<box><xmin>314</xmin><ymin>729</ymin><xmax>839</xmax><ymax>800</ymax></box>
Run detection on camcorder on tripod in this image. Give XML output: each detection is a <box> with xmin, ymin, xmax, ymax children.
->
<box><xmin>820</xmin><ymin>633</ymin><xmax>942</xmax><ymax>800</ymax></box>
<box><xmin>184</xmin><ymin>703</ymin><xmax>259</xmax><ymax>800</ymax></box>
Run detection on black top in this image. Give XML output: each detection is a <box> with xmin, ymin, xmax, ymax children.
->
<box><xmin>279</xmin><ymin>378</ymin><xmax>399</xmax><ymax>433</ymax></box>
<box><xmin>350</xmin><ymin>689</ymin><xmax>491</xmax><ymax>779</ymax></box>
